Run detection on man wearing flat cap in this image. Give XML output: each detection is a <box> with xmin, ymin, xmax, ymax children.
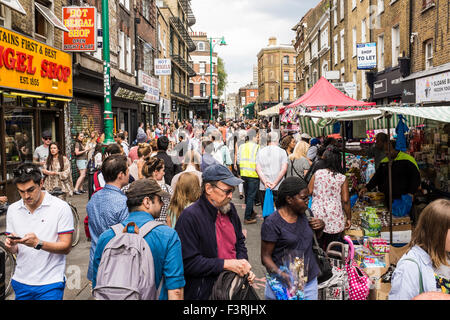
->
<box><xmin>92</xmin><ymin>178</ymin><xmax>185</xmax><ymax>300</ymax></box>
<box><xmin>175</xmin><ymin>164</ymin><xmax>256</xmax><ymax>300</ymax></box>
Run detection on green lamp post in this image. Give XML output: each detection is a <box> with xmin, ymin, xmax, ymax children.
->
<box><xmin>102</xmin><ymin>0</ymin><xmax>114</xmax><ymax>144</ymax></box>
<box><xmin>209</xmin><ymin>36</ymin><xmax>226</xmax><ymax>121</ymax></box>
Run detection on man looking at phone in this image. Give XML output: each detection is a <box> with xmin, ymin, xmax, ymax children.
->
<box><xmin>4</xmin><ymin>163</ymin><xmax>73</xmax><ymax>300</ymax></box>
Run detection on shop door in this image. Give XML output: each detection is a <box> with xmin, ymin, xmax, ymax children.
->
<box><xmin>40</xmin><ymin>111</ymin><xmax>61</xmax><ymax>146</ymax></box>
<box><xmin>130</xmin><ymin>110</ymin><xmax>137</xmax><ymax>144</ymax></box>
<box><xmin>119</xmin><ymin>110</ymin><xmax>128</xmax><ymax>133</ymax></box>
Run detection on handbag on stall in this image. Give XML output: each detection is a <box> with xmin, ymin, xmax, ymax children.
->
<box><xmin>343</xmin><ymin>236</ymin><xmax>371</xmax><ymax>300</ymax></box>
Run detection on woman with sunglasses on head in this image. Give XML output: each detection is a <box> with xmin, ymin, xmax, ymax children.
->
<box><xmin>73</xmin><ymin>132</ymin><xmax>93</xmax><ymax>195</ymax></box>
<box><xmin>42</xmin><ymin>142</ymin><xmax>74</xmax><ymax>200</ymax></box>
<box><xmin>141</xmin><ymin>157</ymin><xmax>173</xmax><ymax>223</ymax></box>
<box><xmin>261</xmin><ymin>176</ymin><xmax>325</xmax><ymax>300</ymax></box>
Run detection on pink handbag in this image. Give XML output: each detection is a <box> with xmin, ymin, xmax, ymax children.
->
<box><xmin>344</xmin><ymin>236</ymin><xmax>371</xmax><ymax>300</ymax></box>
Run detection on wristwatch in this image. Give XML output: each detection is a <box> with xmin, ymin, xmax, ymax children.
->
<box><xmin>34</xmin><ymin>240</ymin><xmax>44</xmax><ymax>250</ymax></box>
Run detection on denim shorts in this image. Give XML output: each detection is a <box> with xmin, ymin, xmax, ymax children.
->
<box><xmin>12</xmin><ymin>279</ymin><xmax>65</xmax><ymax>300</ymax></box>
<box><xmin>76</xmin><ymin>159</ymin><xmax>88</xmax><ymax>170</ymax></box>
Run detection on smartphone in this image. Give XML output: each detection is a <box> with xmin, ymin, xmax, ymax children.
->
<box><xmin>7</xmin><ymin>235</ymin><xmax>22</xmax><ymax>240</ymax></box>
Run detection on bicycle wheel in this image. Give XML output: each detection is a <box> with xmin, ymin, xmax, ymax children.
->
<box><xmin>70</xmin><ymin>204</ymin><xmax>80</xmax><ymax>247</ymax></box>
<box><xmin>0</xmin><ymin>241</ymin><xmax>16</xmax><ymax>297</ymax></box>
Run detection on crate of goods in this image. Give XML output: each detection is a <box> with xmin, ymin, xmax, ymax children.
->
<box><xmin>360</xmin><ymin>207</ymin><xmax>382</xmax><ymax>237</ymax></box>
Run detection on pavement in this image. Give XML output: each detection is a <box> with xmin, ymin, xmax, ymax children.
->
<box><xmin>1</xmin><ymin>188</ymin><xmax>267</xmax><ymax>300</ymax></box>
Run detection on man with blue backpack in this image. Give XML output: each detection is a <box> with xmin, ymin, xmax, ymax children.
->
<box><xmin>91</xmin><ymin>178</ymin><xmax>185</xmax><ymax>300</ymax></box>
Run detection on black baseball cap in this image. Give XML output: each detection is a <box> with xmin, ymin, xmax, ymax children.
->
<box><xmin>202</xmin><ymin>164</ymin><xmax>243</xmax><ymax>186</ymax></box>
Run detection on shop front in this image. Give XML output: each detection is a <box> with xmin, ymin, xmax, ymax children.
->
<box><xmin>0</xmin><ymin>26</ymin><xmax>72</xmax><ymax>200</ymax></box>
<box><xmin>401</xmin><ymin>62</ymin><xmax>450</xmax><ymax>106</ymax></box>
<box><xmin>111</xmin><ymin>79</ymin><xmax>146</xmax><ymax>142</ymax></box>
<box><xmin>138</xmin><ymin>71</ymin><xmax>159</xmax><ymax>128</ymax></box>
<box><xmin>371</xmin><ymin>67</ymin><xmax>403</xmax><ymax>105</ymax></box>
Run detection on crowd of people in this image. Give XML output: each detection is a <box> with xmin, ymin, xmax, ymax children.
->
<box><xmin>2</xmin><ymin>117</ymin><xmax>449</xmax><ymax>301</ymax></box>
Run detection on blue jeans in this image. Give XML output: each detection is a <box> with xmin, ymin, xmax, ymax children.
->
<box><xmin>242</xmin><ymin>176</ymin><xmax>259</xmax><ymax>220</ymax></box>
<box><xmin>265</xmin><ymin>277</ymin><xmax>318</xmax><ymax>300</ymax></box>
<box><xmin>12</xmin><ymin>279</ymin><xmax>65</xmax><ymax>300</ymax></box>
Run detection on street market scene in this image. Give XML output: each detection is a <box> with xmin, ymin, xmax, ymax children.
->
<box><xmin>0</xmin><ymin>0</ymin><xmax>449</xmax><ymax>308</ymax></box>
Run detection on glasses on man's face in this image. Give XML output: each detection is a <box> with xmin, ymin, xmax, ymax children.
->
<box><xmin>213</xmin><ymin>184</ymin><xmax>235</xmax><ymax>195</ymax></box>
<box><xmin>43</xmin><ymin>137</ymin><xmax>52</xmax><ymax>141</ymax></box>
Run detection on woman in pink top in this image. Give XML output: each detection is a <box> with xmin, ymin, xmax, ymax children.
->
<box><xmin>308</xmin><ymin>145</ymin><xmax>351</xmax><ymax>250</ymax></box>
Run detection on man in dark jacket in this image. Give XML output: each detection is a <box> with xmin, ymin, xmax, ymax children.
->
<box><xmin>175</xmin><ymin>164</ymin><xmax>255</xmax><ymax>300</ymax></box>
<box><xmin>155</xmin><ymin>136</ymin><xmax>181</xmax><ymax>185</ymax></box>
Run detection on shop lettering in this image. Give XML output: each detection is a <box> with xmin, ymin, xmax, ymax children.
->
<box><xmin>41</xmin><ymin>59</ymin><xmax>71</xmax><ymax>82</ymax></box>
<box><xmin>0</xmin><ymin>46</ymin><xmax>36</xmax><ymax>75</ymax></box>
<box><xmin>0</xmin><ymin>45</ymin><xmax>70</xmax><ymax>82</ymax></box>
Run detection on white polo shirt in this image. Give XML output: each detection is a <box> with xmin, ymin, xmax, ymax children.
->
<box><xmin>6</xmin><ymin>191</ymin><xmax>74</xmax><ymax>286</ymax></box>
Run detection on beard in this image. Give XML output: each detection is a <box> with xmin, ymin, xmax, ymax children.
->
<box><xmin>217</xmin><ymin>200</ymin><xmax>231</xmax><ymax>214</ymax></box>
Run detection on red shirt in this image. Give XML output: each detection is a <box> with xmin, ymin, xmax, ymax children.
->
<box><xmin>215</xmin><ymin>211</ymin><xmax>237</xmax><ymax>259</ymax></box>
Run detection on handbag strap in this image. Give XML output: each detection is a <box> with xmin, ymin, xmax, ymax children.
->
<box><xmin>304</xmin><ymin>209</ymin><xmax>321</xmax><ymax>249</ymax></box>
<box><xmin>403</xmin><ymin>258</ymin><xmax>425</xmax><ymax>294</ymax></box>
<box><xmin>343</xmin><ymin>236</ymin><xmax>354</xmax><ymax>263</ymax></box>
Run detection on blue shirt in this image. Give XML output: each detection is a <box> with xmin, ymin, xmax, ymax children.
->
<box><xmin>86</xmin><ymin>184</ymin><xmax>129</xmax><ymax>281</ymax></box>
<box><xmin>92</xmin><ymin>211</ymin><xmax>185</xmax><ymax>300</ymax></box>
<box><xmin>389</xmin><ymin>245</ymin><xmax>440</xmax><ymax>300</ymax></box>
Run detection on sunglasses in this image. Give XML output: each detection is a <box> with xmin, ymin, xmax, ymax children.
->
<box><xmin>213</xmin><ymin>184</ymin><xmax>235</xmax><ymax>195</ymax></box>
<box><xmin>13</xmin><ymin>166</ymin><xmax>42</xmax><ymax>177</ymax></box>
<box><xmin>43</xmin><ymin>137</ymin><xmax>52</xmax><ymax>140</ymax></box>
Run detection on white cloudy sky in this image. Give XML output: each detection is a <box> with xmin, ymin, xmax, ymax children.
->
<box><xmin>190</xmin><ymin>0</ymin><xmax>321</xmax><ymax>96</ymax></box>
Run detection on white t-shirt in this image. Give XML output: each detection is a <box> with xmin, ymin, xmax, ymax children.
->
<box><xmin>256</xmin><ymin>145</ymin><xmax>288</xmax><ymax>191</ymax></box>
<box><xmin>6</xmin><ymin>192</ymin><xmax>74</xmax><ymax>285</ymax></box>
<box><xmin>33</xmin><ymin>145</ymin><xmax>49</xmax><ymax>162</ymax></box>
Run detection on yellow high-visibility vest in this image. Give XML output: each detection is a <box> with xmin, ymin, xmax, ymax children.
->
<box><xmin>239</xmin><ymin>142</ymin><xmax>259</xmax><ymax>178</ymax></box>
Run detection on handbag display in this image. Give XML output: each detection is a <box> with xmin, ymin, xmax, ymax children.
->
<box><xmin>343</xmin><ymin>236</ymin><xmax>371</xmax><ymax>300</ymax></box>
<box><xmin>305</xmin><ymin>209</ymin><xmax>333</xmax><ymax>284</ymax></box>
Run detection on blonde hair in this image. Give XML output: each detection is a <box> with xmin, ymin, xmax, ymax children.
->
<box><xmin>168</xmin><ymin>172</ymin><xmax>201</xmax><ymax>219</ymax></box>
<box><xmin>290</xmin><ymin>140</ymin><xmax>309</xmax><ymax>160</ymax></box>
<box><xmin>137</xmin><ymin>143</ymin><xmax>152</xmax><ymax>158</ymax></box>
<box><xmin>142</xmin><ymin>157</ymin><xmax>164</xmax><ymax>178</ymax></box>
<box><xmin>409</xmin><ymin>199</ymin><xmax>450</xmax><ymax>268</ymax></box>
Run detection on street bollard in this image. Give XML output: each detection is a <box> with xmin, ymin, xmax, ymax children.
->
<box><xmin>0</xmin><ymin>249</ymin><xmax>5</xmax><ymax>300</ymax></box>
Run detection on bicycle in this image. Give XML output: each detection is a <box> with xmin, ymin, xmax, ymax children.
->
<box><xmin>48</xmin><ymin>188</ymin><xmax>80</xmax><ymax>247</ymax></box>
<box><xmin>0</xmin><ymin>204</ymin><xmax>16</xmax><ymax>298</ymax></box>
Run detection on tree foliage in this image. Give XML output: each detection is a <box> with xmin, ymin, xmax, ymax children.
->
<box><xmin>217</xmin><ymin>57</ymin><xmax>227</xmax><ymax>98</ymax></box>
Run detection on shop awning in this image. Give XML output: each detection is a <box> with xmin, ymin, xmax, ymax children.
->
<box><xmin>258</xmin><ymin>102</ymin><xmax>282</xmax><ymax>117</ymax></box>
<box><xmin>379</xmin><ymin>106</ymin><xmax>450</xmax><ymax>123</ymax></box>
<box><xmin>0</xmin><ymin>0</ymin><xmax>26</xmax><ymax>15</ymax></box>
<box><xmin>35</xmin><ymin>2</ymin><xmax>69</xmax><ymax>32</ymax></box>
<box><xmin>280</xmin><ymin>77</ymin><xmax>375</xmax><ymax>114</ymax></box>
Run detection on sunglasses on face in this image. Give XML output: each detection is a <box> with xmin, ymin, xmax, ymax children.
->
<box><xmin>213</xmin><ymin>184</ymin><xmax>235</xmax><ymax>195</ymax></box>
<box><xmin>43</xmin><ymin>137</ymin><xmax>52</xmax><ymax>141</ymax></box>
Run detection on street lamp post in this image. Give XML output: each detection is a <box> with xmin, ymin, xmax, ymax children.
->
<box><xmin>208</xmin><ymin>36</ymin><xmax>226</xmax><ymax>121</ymax></box>
<box><xmin>102</xmin><ymin>0</ymin><xmax>114</xmax><ymax>144</ymax></box>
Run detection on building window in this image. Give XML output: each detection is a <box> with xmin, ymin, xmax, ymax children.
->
<box><xmin>320</xmin><ymin>28</ymin><xmax>329</xmax><ymax>49</ymax></box>
<box><xmin>425</xmin><ymin>40</ymin><xmax>433</xmax><ymax>69</ymax></box>
<box><xmin>283</xmin><ymin>55</ymin><xmax>289</xmax><ymax>64</ymax></box>
<box><xmin>200</xmin><ymin>83</ymin><xmax>206</xmax><ymax>97</ymax></box>
<box><xmin>142</xmin><ymin>42</ymin><xmax>154</xmax><ymax>75</ymax></box>
<box><xmin>89</xmin><ymin>11</ymin><xmax>102</xmax><ymax>60</ymax></box>
<box><xmin>378</xmin><ymin>34</ymin><xmax>384</xmax><ymax>70</ymax></box>
<box><xmin>126</xmin><ymin>35</ymin><xmax>132</xmax><ymax>73</ymax></box>
<box><xmin>284</xmin><ymin>71</ymin><xmax>289</xmax><ymax>81</ymax></box>
<box><xmin>35</xmin><ymin>0</ymin><xmax>53</xmax><ymax>44</ymax></box>
<box><xmin>250</xmin><ymin>91</ymin><xmax>255</xmax><ymax>97</ymax></box>
<box><xmin>340</xmin><ymin>0</ymin><xmax>345</xmax><ymax>20</ymax></box>
<box><xmin>352</xmin><ymin>0</ymin><xmax>357</xmax><ymax>10</ymax></box>
<box><xmin>197</xmin><ymin>42</ymin><xmax>205</xmax><ymax>51</ymax></box>
<box><xmin>340</xmin><ymin>30</ymin><xmax>345</xmax><ymax>61</ymax></box>
<box><xmin>189</xmin><ymin>83</ymin><xmax>194</xmax><ymax>97</ymax></box>
<box><xmin>422</xmin><ymin>0</ymin><xmax>436</xmax><ymax>11</ymax></box>
<box><xmin>312</xmin><ymin>70</ymin><xmax>318</xmax><ymax>84</ymax></box>
<box><xmin>361</xmin><ymin>71</ymin><xmax>367</xmax><ymax>100</ymax></box>
<box><xmin>352</xmin><ymin>27</ymin><xmax>357</xmax><ymax>57</ymax></box>
<box><xmin>0</xmin><ymin>4</ymin><xmax>11</xmax><ymax>28</ymax></box>
<box><xmin>334</xmin><ymin>35</ymin><xmax>338</xmax><ymax>65</ymax></box>
<box><xmin>377</xmin><ymin>0</ymin><xmax>385</xmax><ymax>14</ymax></box>
<box><xmin>322</xmin><ymin>62</ymin><xmax>328</xmax><ymax>75</ymax></box>
<box><xmin>119</xmin><ymin>0</ymin><xmax>130</xmax><ymax>11</ymax></box>
<box><xmin>119</xmin><ymin>31</ymin><xmax>125</xmax><ymax>70</ymax></box>
<box><xmin>142</xmin><ymin>0</ymin><xmax>153</xmax><ymax>22</ymax></box>
<box><xmin>361</xmin><ymin>18</ymin><xmax>367</xmax><ymax>43</ymax></box>
<box><xmin>392</xmin><ymin>25</ymin><xmax>400</xmax><ymax>67</ymax></box>
<box><xmin>199</xmin><ymin>62</ymin><xmax>206</xmax><ymax>74</ymax></box>
<box><xmin>311</xmin><ymin>38</ymin><xmax>318</xmax><ymax>59</ymax></box>
<box><xmin>333</xmin><ymin>0</ymin><xmax>337</xmax><ymax>26</ymax></box>
<box><xmin>283</xmin><ymin>88</ymin><xmax>290</xmax><ymax>101</ymax></box>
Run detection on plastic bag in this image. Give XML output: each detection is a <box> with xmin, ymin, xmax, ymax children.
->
<box><xmin>262</xmin><ymin>188</ymin><xmax>275</xmax><ymax>218</ymax></box>
<box><xmin>392</xmin><ymin>194</ymin><xmax>413</xmax><ymax>217</ymax></box>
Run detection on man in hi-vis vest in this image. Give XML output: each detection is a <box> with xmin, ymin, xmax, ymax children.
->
<box><xmin>237</xmin><ymin>128</ymin><xmax>260</xmax><ymax>224</ymax></box>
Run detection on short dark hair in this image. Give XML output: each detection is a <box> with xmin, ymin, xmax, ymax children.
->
<box><xmin>105</xmin><ymin>143</ymin><xmax>122</xmax><ymax>156</ymax></box>
<box><xmin>13</xmin><ymin>163</ymin><xmax>43</xmax><ymax>185</ymax></box>
<box><xmin>101</xmin><ymin>154</ymin><xmax>128</xmax><ymax>183</ymax></box>
<box><xmin>126</xmin><ymin>194</ymin><xmax>156</xmax><ymax>212</ymax></box>
<box><xmin>157</xmin><ymin>136</ymin><xmax>169</xmax><ymax>151</ymax></box>
<box><xmin>117</xmin><ymin>132</ymin><xmax>125</xmax><ymax>141</ymax></box>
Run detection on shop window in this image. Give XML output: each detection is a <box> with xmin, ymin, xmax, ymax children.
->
<box><xmin>4</xmin><ymin>108</ymin><xmax>36</xmax><ymax>179</ymax></box>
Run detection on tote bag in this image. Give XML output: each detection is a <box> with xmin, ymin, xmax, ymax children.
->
<box><xmin>343</xmin><ymin>236</ymin><xmax>370</xmax><ymax>300</ymax></box>
<box><xmin>262</xmin><ymin>188</ymin><xmax>275</xmax><ymax>218</ymax></box>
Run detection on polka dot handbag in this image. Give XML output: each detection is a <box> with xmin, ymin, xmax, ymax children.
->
<box><xmin>344</xmin><ymin>236</ymin><xmax>371</xmax><ymax>300</ymax></box>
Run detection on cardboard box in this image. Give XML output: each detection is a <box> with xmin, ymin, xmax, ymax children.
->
<box><xmin>381</xmin><ymin>224</ymin><xmax>412</xmax><ymax>232</ymax></box>
<box><xmin>380</xmin><ymin>230</ymin><xmax>412</xmax><ymax>244</ymax></box>
<box><xmin>345</xmin><ymin>229</ymin><xmax>364</xmax><ymax>238</ymax></box>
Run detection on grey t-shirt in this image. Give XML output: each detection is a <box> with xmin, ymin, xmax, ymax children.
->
<box><xmin>286</xmin><ymin>157</ymin><xmax>311</xmax><ymax>180</ymax></box>
<box><xmin>33</xmin><ymin>145</ymin><xmax>49</xmax><ymax>162</ymax></box>
<box><xmin>256</xmin><ymin>145</ymin><xmax>288</xmax><ymax>191</ymax></box>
